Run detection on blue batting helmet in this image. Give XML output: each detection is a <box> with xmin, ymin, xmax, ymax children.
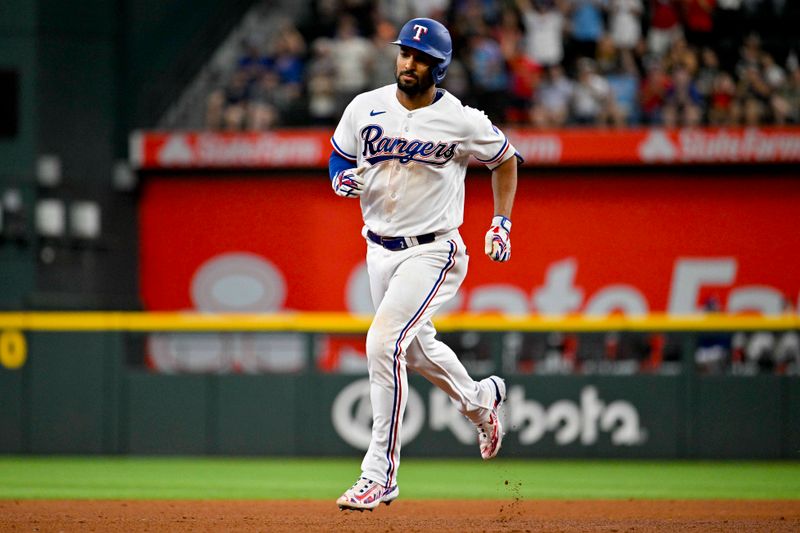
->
<box><xmin>392</xmin><ymin>18</ymin><xmax>452</xmax><ymax>85</ymax></box>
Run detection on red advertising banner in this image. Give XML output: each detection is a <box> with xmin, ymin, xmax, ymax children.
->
<box><xmin>130</xmin><ymin>127</ymin><xmax>800</xmax><ymax>169</ymax></box>
<box><xmin>139</xmin><ymin>172</ymin><xmax>800</xmax><ymax>316</ymax></box>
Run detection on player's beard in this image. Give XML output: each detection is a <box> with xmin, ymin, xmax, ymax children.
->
<box><xmin>396</xmin><ymin>69</ymin><xmax>435</xmax><ymax>96</ymax></box>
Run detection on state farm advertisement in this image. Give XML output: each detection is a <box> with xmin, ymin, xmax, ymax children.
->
<box><xmin>139</xmin><ymin>173</ymin><xmax>800</xmax><ymax>316</ymax></box>
<box><xmin>130</xmin><ymin>127</ymin><xmax>800</xmax><ymax>169</ymax></box>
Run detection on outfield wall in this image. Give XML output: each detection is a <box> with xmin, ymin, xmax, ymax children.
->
<box><xmin>1</xmin><ymin>315</ymin><xmax>798</xmax><ymax>459</ymax></box>
<box><xmin>138</xmin><ymin>171</ymin><xmax>800</xmax><ymax>316</ymax></box>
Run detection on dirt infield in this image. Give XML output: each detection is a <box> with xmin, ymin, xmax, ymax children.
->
<box><xmin>2</xmin><ymin>499</ymin><xmax>799</xmax><ymax>532</ymax></box>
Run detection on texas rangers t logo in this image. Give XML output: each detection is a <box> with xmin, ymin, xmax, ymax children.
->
<box><xmin>412</xmin><ymin>24</ymin><xmax>428</xmax><ymax>41</ymax></box>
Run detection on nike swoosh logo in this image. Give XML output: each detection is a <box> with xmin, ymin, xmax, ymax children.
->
<box><xmin>370</xmin><ymin>110</ymin><xmax>386</xmax><ymax>116</ymax></box>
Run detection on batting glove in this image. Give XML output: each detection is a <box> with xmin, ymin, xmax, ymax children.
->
<box><xmin>332</xmin><ymin>167</ymin><xmax>366</xmax><ymax>198</ymax></box>
<box><xmin>484</xmin><ymin>215</ymin><xmax>511</xmax><ymax>262</ymax></box>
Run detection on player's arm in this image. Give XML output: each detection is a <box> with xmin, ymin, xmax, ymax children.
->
<box><xmin>485</xmin><ymin>156</ymin><xmax>517</xmax><ymax>262</ymax></box>
<box><xmin>463</xmin><ymin>106</ymin><xmax>521</xmax><ymax>262</ymax></box>
<box><xmin>491</xmin><ymin>156</ymin><xmax>516</xmax><ymax>220</ymax></box>
<box><xmin>329</xmin><ymin>96</ymin><xmax>366</xmax><ymax>198</ymax></box>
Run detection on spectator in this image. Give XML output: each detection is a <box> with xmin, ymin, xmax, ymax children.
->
<box><xmin>609</xmin><ymin>0</ymin><xmax>643</xmax><ymax>52</ymax></box>
<box><xmin>378</xmin><ymin>0</ymin><xmax>449</xmax><ymax>28</ymax></box>
<box><xmin>369</xmin><ymin>19</ymin><xmax>400</xmax><ymax>88</ymax></box>
<box><xmin>236</xmin><ymin>36</ymin><xmax>272</xmax><ymax>87</ymax></box>
<box><xmin>737</xmin><ymin>63</ymin><xmax>772</xmax><ymax>125</ymax></box>
<box><xmin>531</xmin><ymin>64</ymin><xmax>574</xmax><ymax>126</ymax></box>
<box><xmin>451</xmin><ymin>0</ymin><xmax>493</xmax><ymax>53</ymax></box>
<box><xmin>595</xmin><ymin>34</ymin><xmax>619</xmax><ymax>75</ymax></box>
<box><xmin>647</xmin><ymin>0</ymin><xmax>683</xmax><ymax>57</ymax></box>
<box><xmin>776</xmin><ymin>65</ymin><xmax>800</xmax><ymax>124</ymax></box>
<box><xmin>607</xmin><ymin>50</ymin><xmax>642</xmax><ymax>124</ymax></box>
<box><xmin>761</xmin><ymin>52</ymin><xmax>786</xmax><ymax>91</ymax></box>
<box><xmin>269</xmin><ymin>22</ymin><xmax>307</xmax><ymax>125</ymax></box>
<box><xmin>271</xmin><ymin>21</ymin><xmax>306</xmax><ymax>90</ymax></box>
<box><xmin>735</xmin><ymin>32</ymin><xmax>762</xmax><ymax>79</ymax></box>
<box><xmin>205</xmin><ymin>90</ymin><xmax>226</xmax><ymax>130</ymax></box>
<box><xmin>565</xmin><ymin>0</ymin><xmax>608</xmax><ymax>68</ymax></box>
<box><xmin>662</xmin><ymin>65</ymin><xmax>704</xmax><ymax>126</ymax></box>
<box><xmin>640</xmin><ymin>57</ymin><xmax>672</xmax><ymax>124</ymax></box>
<box><xmin>201</xmin><ymin>1</ymin><xmax>800</xmax><ymax>129</ymax></box>
<box><xmin>467</xmin><ymin>24</ymin><xmax>510</xmax><ymax>123</ymax></box>
<box><xmin>571</xmin><ymin>57</ymin><xmax>621</xmax><ymax>125</ymax></box>
<box><xmin>707</xmin><ymin>70</ymin><xmax>740</xmax><ymax>125</ymax></box>
<box><xmin>664</xmin><ymin>35</ymin><xmax>698</xmax><ymax>75</ymax></box>
<box><xmin>247</xmin><ymin>71</ymin><xmax>282</xmax><ymax>130</ymax></box>
<box><xmin>493</xmin><ymin>7</ymin><xmax>542</xmax><ymax>123</ymax></box>
<box><xmin>760</xmin><ymin>52</ymin><xmax>791</xmax><ymax>124</ymax></box>
<box><xmin>206</xmin><ymin>69</ymin><xmax>253</xmax><ymax>130</ymax></box>
<box><xmin>506</xmin><ymin>52</ymin><xmax>543</xmax><ymax>124</ymax></box>
<box><xmin>695</xmin><ymin>47</ymin><xmax>721</xmax><ymax>103</ymax></box>
<box><xmin>306</xmin><ymin>38</ymin><xmax>338</xmax><ymax>125</ymax></box>
<box><xmin>330</xmin><ymin>14</ymin><xmax>375</xmax><ymax>114</ymax></box>
<box><xmin>494</xmin><ymin>6</ymin><xmax>527</xmax><ymax>61</ymax></box>
<box><xmin>517</xmin><ymin>0</ymin><xmax>568</xmax><ymax>68</ymax></box>
<box><xmin>441</xmin><ymin>57</ymin><xmax>472</xmax><ymax>99</ymax></box>
<box><xmin>639</xmin><ymin>59</ymin><xmax>672</xmax><ymax>126</ymax></box>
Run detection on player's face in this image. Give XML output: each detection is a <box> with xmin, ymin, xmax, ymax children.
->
<box><xmin>396</xmin><ymin>46</ymin><xmax>436</xmax><ymax>95</ymax></box>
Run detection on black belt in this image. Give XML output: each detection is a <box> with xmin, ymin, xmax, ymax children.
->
<box><xmin>367</xmin><ymin>230</ymin><xmax>436</xmax><ymax>251</ymax></box>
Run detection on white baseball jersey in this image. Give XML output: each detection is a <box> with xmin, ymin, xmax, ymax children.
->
<box><xmin>331</xmin><ymin>84</ymin><xmax>517</xmax><ymax>237</ymax></box>
<box><xmin>332</xmin><ymin>83</ymin><xmax>513</xmax><ymax>492</ymax></box>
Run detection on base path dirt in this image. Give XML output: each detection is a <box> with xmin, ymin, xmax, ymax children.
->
<box><xmin>2</xmin><ymin>499</ymin><xmax>799</xmax><ymax>532</ymax></box>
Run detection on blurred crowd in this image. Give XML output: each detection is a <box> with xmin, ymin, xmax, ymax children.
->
<box><xmin>205</xmin><ymin>0</ymin><xmax>800</xmax><ymax>130</ymax></box>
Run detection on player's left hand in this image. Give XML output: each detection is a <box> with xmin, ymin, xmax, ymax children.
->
<box><xmin>484</xmin><ymin>215</ymin><xmax>511</xmax><ymax>262</ymax></box>
<box><xmin>332</xmin><ymin>167</ymin><xmax>366</xmax><ymax>198</ymax></box>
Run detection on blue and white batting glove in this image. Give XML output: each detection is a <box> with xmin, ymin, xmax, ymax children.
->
<box><xmin>484</xmin><ymin>215</ymin><xmax>511</xmax><ymax>262</ymax></box>
<box><xmin>332</xmin><ymin>167</ymin><xmax>366</xmax><ymax>198</ymax></box>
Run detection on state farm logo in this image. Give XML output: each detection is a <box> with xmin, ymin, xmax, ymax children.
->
<box><xmin>331</xmin><ymin>380</ymin><xmax>646</xmax><ymax>449</ymax></box>
<box><xmin>638</xmin><ymin>128</ymin><xmax>800</xmax><ymax>164</ymax></box>
<box><xmin>638</xmin><ymin>130</ymin><xmax>677</xmax><ymax>163</ymax></box>
<box><xmin>154</xmin><ymin>133</ymin><xmax>325</xmax><ymax>167</ymax></box>
<box><xmin>159</xmin><ymin>134</ymin><xmax>194</xmax><ymax>165</ymax></box>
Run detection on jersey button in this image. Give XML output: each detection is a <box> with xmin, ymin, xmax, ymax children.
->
<box><xmin>407</xmin><ymin>113</ymin><xmax>413</xmax><ymax>118</ymax></box>
<box><xmin>390</xmin><ymin>193</ymin><xmax>397</xmax><ymax>199</ymax></box>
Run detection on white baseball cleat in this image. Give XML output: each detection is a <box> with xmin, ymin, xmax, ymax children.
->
<box><xmin>477</xmin><ymin>376</ymin><xmax>506</xmax><ymax>460</ymax></box>
<box><xmin>337</xmin><ymin>477</ymin><xmax>399</xmax><ymax>511</ymax></box>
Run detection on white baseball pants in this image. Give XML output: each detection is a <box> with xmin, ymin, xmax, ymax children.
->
<box><xmin>359</xmin><ymin>229</ymin><xmax>498</xmax><ymax>489</ymax></box>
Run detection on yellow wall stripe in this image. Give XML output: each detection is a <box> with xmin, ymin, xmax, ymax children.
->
<box><xmin>0</xmin><ymin>312</ymin><xmax>797</xmax><ymax>332</ymax></box>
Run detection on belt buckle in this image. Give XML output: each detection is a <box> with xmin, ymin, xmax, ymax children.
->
<box><xmin>381</xmin><ymin>236</ymin><xmax>405</xmax><ymax>251</ymax></box>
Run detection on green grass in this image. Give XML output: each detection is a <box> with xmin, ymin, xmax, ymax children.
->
<box><xmin>0</xmin><ymin>457</ymin><xmax>798</xmax><ymax>500</ymax></box>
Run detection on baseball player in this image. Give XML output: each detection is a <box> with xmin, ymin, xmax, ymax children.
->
<box><xmin>330</xmin><ymin>17</ymin><xmax>520</xmax><ymax>511</ymax></box>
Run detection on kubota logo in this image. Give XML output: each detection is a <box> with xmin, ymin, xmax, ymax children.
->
<box><xmin>507</xmin><ymin>385</ymin><xmax>646</xmax><ymax>445</ymax></box>
<box><xmin>331</xmin><ymin>380</ymin><xmax>647</xmax><ymax>449</ymax></box>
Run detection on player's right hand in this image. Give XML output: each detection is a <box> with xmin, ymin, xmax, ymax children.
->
<box><xmin>332</xmin><ymin>167</ymin><xmax>366</xmax><ymax>198</ymax></box>
<box><xmin>484</xmin><ymin>215</ymin><xmax>512</xmax><ymax>262</ymax></box>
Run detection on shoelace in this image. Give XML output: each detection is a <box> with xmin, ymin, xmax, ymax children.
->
<box><xmin>350</xmin><ymin>477</ymin><xmax>379</xmax><ymax>495</ymax></box>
